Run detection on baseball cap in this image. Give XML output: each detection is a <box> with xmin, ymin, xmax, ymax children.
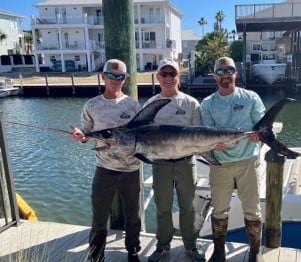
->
<box><xmin>103</xmin><ymin>59</ymin><xmax>129</xmax><ymax>76</ymax></box>
<box><xmin>214</xmin><ymin>57</ymin><xmax>236</xmax><ymax>72</ymax></box>
<box><xmin>158</xmin><ymin>58</ymin><xmax>179</xmax><ymax>72</ymax></box>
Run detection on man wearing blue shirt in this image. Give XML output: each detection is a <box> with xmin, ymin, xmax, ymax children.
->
<box><xmin>200</xmin><ymin>57</ymin><xmax>265</xmax><ymax>262</ymax></box>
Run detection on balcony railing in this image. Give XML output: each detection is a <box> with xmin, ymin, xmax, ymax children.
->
<box><xmin>135</xmin><ymin>39</ymin><xmax>175</xmax><ymax>49</ymax></box>
<box><xmin>235</xmin><ymin>3</ymin><xmax>301</xmax><ymax>20</ymax></box>
<box><xmin>32</xmin><ymin>14</ymin><xmax>104</xmax><ymax>26</ymax></box>
<box><xmin>134</xmin><ymin>17</ymin><xmax>163</xmax><ymax>24</ymax></box>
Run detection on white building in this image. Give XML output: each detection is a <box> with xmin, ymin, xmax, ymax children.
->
<box><xmin>181</xmin><ymin>29</ymin><xmax>201</xmax><ymax>60</ymax></box>
<box><xmin>31</xmin><ymin>0</ymin><xmax>183</xmax><ymax>73</ymax></box>
<box><xmin>0</xmin><ymin>9</ymin><xmax>24</xmax><ymax>56</ymax></box>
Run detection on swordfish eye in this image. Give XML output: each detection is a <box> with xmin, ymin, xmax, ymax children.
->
<box><xmin>101</xmin><ymin>130</ymin><xmax>112</xmax><ymax>139</ymax></box>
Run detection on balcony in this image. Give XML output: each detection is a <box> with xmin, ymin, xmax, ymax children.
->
<box><xmin>32</xmin><ymin>14</ymin><xmax>104</xmax><ymax>27</ymax></box>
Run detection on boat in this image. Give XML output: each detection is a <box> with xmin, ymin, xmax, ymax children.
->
<box><xmin>166</xmin><ymin>123</ymin><xmax>301</xmax><ymax>248</ymax></box>
<box><xmin>0</xmin><ymin>78</ymin><xmax>20</xmax><ymax>97</ymax></box>
<box><xmin>251</xmin><ymin>50</ymin><xmax>287</xmax><ymax>85</ymax></box>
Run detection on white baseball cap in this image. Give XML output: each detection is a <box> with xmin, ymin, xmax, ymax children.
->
<box><xmin>158</xmin><ymin>58</ymin><xmax>179</xmax><ymax>72</ymax></box>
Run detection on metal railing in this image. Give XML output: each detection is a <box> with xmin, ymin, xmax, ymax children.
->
<box><xmin>235</xmin><ymin>3</ymin><xmax>301</xmax><ymax>20</ymax></box>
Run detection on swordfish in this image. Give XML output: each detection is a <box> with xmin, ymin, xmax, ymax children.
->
<box><xmin>86</xmin><ymin>98</ymin><xmax>300</xmax><ymax>165</ymax></box>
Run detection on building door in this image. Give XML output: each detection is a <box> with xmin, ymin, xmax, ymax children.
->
<box><xmin>64</xmin><ymin>32</ymin><xmax>69</xmax><ymax>48</ymax></box>
<box><xmin>96</xmin><ymin>10</ymin><xmax>102</xmax><ymax>24</ymax></box>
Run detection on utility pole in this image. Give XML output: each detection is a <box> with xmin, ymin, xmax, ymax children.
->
<box><xmin>103</xmin><ymin>0</ymin><xmax>137</xmax><ymax>99</ymax></box>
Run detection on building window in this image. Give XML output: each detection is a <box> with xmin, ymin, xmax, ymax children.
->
<box><xmin>253</xmin><ymin>44</ymin><xmax>261</xmax><ymax>51</ymax></box>
<box><xmin>10</xmin><ymin>20</ymin><xmax>18</xmax><ymax>30</ymax></box>
<box><xmin>74</xmin><ymin>55</ymin><xmax>80</xmax><ymax>62</ymax></box>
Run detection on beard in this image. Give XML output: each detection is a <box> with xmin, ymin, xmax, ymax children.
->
<box><xmin>219</xmin><ymin>76</ymin><xmax>234</xmax><ymax>89</ymax></box>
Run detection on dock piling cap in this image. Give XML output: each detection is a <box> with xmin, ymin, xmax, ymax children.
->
<box><xmin>273</xmin><ymin>122</ymin><xmax>283</xmax><ymax>134</ymax></box>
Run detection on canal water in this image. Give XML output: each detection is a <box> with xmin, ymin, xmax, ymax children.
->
<box><xmin>1</xmin><ymin>87</ymin><xmax>301</xmax><ymax>233</ymax></box>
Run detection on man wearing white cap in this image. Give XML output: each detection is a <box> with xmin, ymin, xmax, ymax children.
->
<box><xmin>200</xmin><ymin>56</ymin><xmax>265</xmax><ymax>262</ymax></box>
<box><xmin>72</xmin><ymin>58</ymin><xmax>141</xmax><ymax>262</ymax></box>
<box><xmin>145</xmin><ymin>58</ymin><xmax>205</xmax><ymax>262</ymax></box>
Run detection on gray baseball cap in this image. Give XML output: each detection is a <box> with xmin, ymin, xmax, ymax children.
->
<box><xmin>103</xmin><ymin>59</ymin><xmax>129</xmax><ymax>76</ymax></box>
<box><xmin>214</xmin><ymin>57</ymin><xmax>236</xmax><ymax>72</ymax></box>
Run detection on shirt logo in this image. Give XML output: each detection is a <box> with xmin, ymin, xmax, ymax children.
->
<box><xmin>233</xmin><ymin>104</ymin><xmax>244</xmax><ymax>111</ymax></box>
<box><xmin>176</xmin><ymin>109</ymin><xmax>186</xmax><ymax>115</ymax></box>
<box><xmin>120</xmin><ymin>112</ymin><xmax>131</xmax><ymax>119</ymax></box>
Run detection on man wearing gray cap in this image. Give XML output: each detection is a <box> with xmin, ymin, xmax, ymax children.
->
<box><xmin>72</xmin><ymin>59</ymin><xmax>141</xmax><ymax>262</ymax></box>
<box><xmin>200</xmin><ymin>56</ymin><xmax>265</xmax><ymax>262</ymax></box>
<box><xmin>145</xmin><ymin>58</ymin><xmax>205</xmax><ymax>262</ymax></box>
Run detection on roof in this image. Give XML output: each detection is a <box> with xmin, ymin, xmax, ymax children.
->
<box><xmin>34</xmin><ymin>0</ymin><xmax>183</xmax><ymax>16</ymax></box>
<box><xmin>0</xmin><ymin>9</ymin><xmax>24</xmax><ymax>18</ymax></box>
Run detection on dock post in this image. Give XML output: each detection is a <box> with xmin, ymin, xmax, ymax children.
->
<box><xmin>264</xmin><ymin>149</ymin><xmax>285</xmax><ymax>248</ymax></box>
<box><xmin>71</xmin><ymin>74</ymin><xmax>75</xmax><ymax>95</ymax></box>
<box><xmin>152</xmin><ymin>73</ymin><xmax>156</xmax><ymax>95</ymax></box>
<box><xmin>97</xmin><ymin>73</ymin><xmax>102</xmax><ymax>94</ymax></box>
<box><xmin>45</xmin><ymin>74</ymin><xmax>50</xmax><ymax>95</ymax></box>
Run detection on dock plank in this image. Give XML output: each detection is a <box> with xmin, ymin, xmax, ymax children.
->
<box><xmin>0</xmin><ymin>220</ymin><xmax>300</xmax><ymax>261</ymax></box>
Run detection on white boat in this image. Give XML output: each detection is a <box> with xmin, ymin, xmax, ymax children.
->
<box><xmin>251</xmin><ymin>52</ymin><xmax>287</xmax><ymax>85</ymax></box>
<box><xmin>158</xmin><ymin>123</ymin><xmax>301</xmax><ymax>248</ymax></box>
<box><xmin>0</xmin><ymin>78</ymin><xmax>20</xmax><ymax>97</ymax></box>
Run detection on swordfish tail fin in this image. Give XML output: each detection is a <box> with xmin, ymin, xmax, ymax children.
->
<box><xmin>253</xmin><ymin>98</ymin><xmax>300</xmax><ymax>158</ymax></box>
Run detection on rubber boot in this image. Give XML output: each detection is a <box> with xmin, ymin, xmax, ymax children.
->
<box><xmin>88</xmin><ymin>229</ymin><xmax>107</xmax><ymax>262</ymax></box>
<box><xmin>208</xmin><ymin>217</ymin><xmax>228</xmax><ymax>262</ymax></box>
<box><xmin>244</xmin><ymin>219</ymin><xmax>265</xmax><ymax>262</ymax></box>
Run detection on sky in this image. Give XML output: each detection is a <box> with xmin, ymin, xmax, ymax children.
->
<box><xmin>0</xmin><ymin>0</ymin><xmax>284</xmax><ymax>34</ymax></box>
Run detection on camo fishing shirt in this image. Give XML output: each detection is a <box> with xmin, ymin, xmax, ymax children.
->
<box><xmin>144</xmin><ymin>91</ymin><xmax>202</xmax><ymax>126</ymax></box>
<box><xmin>81</xmin><ymin>94</ymin><xmax>141</xmax><ymax>172</ymax></box>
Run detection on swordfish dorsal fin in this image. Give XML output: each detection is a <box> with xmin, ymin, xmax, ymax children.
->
<box><xmin>127</xmin><ymin>99</ymin><xmax>171</xmax><ymax>128</ymax></box>
<box><xmin>254</xmin><ymin>98</ymin><xmax>300</xmax><ymax>158</ymax></box>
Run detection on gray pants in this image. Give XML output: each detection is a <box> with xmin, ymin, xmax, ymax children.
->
<box><xmin>152</xmin><ymin>156</ymin><xmax>198</xmax><ymax>250</ymax></box>
<box><xmin>90</xmin><ymin>166</ymin><xmax>141</xmax><ymax>253</ymax></box>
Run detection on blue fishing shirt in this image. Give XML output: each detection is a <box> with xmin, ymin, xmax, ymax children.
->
<box><xmin>200</xmin><ymin>87</ymin><xmax>266</xmax><ymax>163</ymax></box>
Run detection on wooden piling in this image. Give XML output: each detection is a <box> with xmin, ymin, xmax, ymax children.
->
<box><xmin>103</xmin><ymin>0</ymin><xmax>137</xmax><ymax>230</ymax></box>
<box><xmin>264</xmin><ymin>149</ymin><xmax>285</xmax><ymax>248</ymax></box>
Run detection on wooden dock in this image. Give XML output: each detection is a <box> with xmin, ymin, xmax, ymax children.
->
<box><xmin>1</xmin><ymin>220</ymin><xmax>300</xmax><ymax>261</ymax></box>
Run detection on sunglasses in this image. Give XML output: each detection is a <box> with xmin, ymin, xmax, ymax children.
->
<box><xmin>215</xmin><ymin>68</ymin><xmax>236</xmax><ymax>76</ymax></box>
<box><xmin>104</xmin><ymin>72</ymin><xmax>126</xmax><ymax>81</ymax></box>
<box><xmin>159</xmin><ymin>71</ymin><xmax>178</xmax><ymax>78</ymax></box>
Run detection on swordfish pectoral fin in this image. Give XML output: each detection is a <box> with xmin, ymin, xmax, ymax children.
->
<box><xmin>135</xmin><ymin>153</ymin><xmax>157</xmax><ymax>164</ymax></box>
<box><xmin>199</xmin><ymin>151</ymin><xmax>221</xmax><ymax>166</ymax></box>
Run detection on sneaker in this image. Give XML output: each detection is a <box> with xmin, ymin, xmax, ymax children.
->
<box><xmin>186</xmin><ymin>248</ymin><xmax>206</xmax><ymax>262</ymax></box>
<box><xmin>128</xmin><ymin>251</ymin><xmax>140</xmax><ymax>262</ymax></box>
<box><xmin>148</xmin><ymin>247</ymin><xmax>169</xmax><ymax>262</ymax></box>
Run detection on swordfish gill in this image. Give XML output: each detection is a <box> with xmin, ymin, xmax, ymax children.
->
<box><xmin>85</xmin><ymin>98</ymin><xmax>300</xmax><ymax>165</ymax></box>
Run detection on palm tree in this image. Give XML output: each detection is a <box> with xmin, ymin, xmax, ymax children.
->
<box><xmin>195</xmin><ymin>30</ymin><xmax>229</xmax><ymax>75</ymax></box>
<box><xmin>215</xmin><ymin>10</ymin><xmax>225</xmax><ymax>31</ymax></box>
<box><xmin>229</xmin><ymin>29</ymin><xmax>236</xmax><ymax>41</ymax></box>
<box><xmin>0</xmin><ymin>30</ymin><xmax>7</xmax><ymax>44</ymax></box>
<box><xmin>197</xmin><ymin>17</ymin><xmax>207</xmax><ymax>36</ymax></box>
